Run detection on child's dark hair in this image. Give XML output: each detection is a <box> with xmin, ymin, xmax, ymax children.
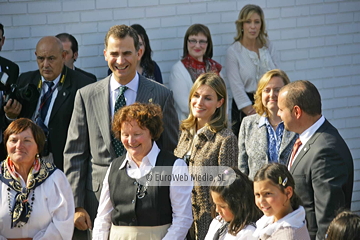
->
<box><xmin>325</xmin><ymin>210</ymin><xmax>360</xmax><ymax>240</ymax></box>
<box><xmin>253</xmin><ymin>163</ymin><xmax>302</xmax><ymax>210</ymax></box>
<box><xmin>210</xmin><ymin>167</ymin><xmax>262</xmax><ymax>236</ymax></box>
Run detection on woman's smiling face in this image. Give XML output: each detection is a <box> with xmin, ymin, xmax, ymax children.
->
<box><xmin>121</xmin><ymin>119</ymin><xmax>152</xmax><ymax>163</ymax></box>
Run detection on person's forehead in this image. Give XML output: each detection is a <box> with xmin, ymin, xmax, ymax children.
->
<box><xmin>36</xmin><ymin>46</ymin><xmax>61</xmax><ymax>57</ymax></box>
<box><xmin>61</xmin><ymin>40</ymin><xmax>73</xmax><ymax>51</ymax></box>
<box><xmin>62</xmin><ymin>39</ymin><xmax>72</xmax><ymax>46</ymax></box>
<box><xmin>107</xmin><ymin>35</ymin><xmax>136</xmax><ymax>50</ymax></box>
<box><xmin>279</xmin><ymin>89</ymin><xmax>288</xmax><ymax>97</ymax></box>
<box><xmin>189</xmin><ymin>33</ymin><xmax>207</xmax><ymax>39</ymax></box>
<box><xmin>278</xmin><ymin>91</ymin><xmax>288</xmax><ymax>107</ymax></box>
<box><xmin>37</xmin><ymin>42</ymin><xmax>61</xmax><ymax>53</ymax></box>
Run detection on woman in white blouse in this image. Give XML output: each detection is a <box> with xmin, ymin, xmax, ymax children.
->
<box><xmin>226</xmin><ymin>4</ymin><xmax>279</xmax><ymax>137</ymax></box>
<box><xmin>169</xmin><ymin>24</ymin><xmax>222</xmax><ymax>122</ymax></box>
<box><xmin>0</xmin><ymin>118</ymin><xmax>74</xmax><ymax>240</ymax></box>
<box><xmin>92</xmin><ymin>103</ymin><xmax>192</xmax><ymax>240</ymax></box>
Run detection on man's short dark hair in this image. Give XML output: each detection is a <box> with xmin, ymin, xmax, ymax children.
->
<box><xmin>281</xmin><ymin>80</ymin><xmax>322</xmax><ymax>116</ymax></box>
<box><xmin>104</xmin><ymin>25</ymin><xmax>139</xmax><ymax>51</ymax></box>
<box><xmin>55</xmin><ymin>32</ymin><xmax>78</xmax><ymax>54</ymax></box>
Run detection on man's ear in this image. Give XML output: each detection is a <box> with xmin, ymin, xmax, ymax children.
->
<box><xmin>73</xmin><ymin>51</ymin><xmax>78</xmax><ymax>61</ymax></box>
<box><xmin>61</xmin><ymin>50</ymin><xmax>66</xmax><ymax>60</ymax></box>
<box><xmin>104</xmin><ymin>49</ymin><xmax>108</xmax><ymax>61</ymax></box>
<box><xmin>137</xmin><ymin>47</ymin><xmax>143</xmax><ymax>61</ymax></box>
<box><xmin>293</xmin><ymin>105</ymin><xmax>302</xmax><ymax>119</ymax></box>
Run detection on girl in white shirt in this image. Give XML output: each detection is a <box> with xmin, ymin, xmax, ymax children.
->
<box><xmin>205</xmin><ymin>167</ymin><xmax>262</xmax><ymax>240</ymax></box>
<box><xmin>253</xmin><ymin>163</ymin><xmax>310</xmax><ymax>240</ymax></box>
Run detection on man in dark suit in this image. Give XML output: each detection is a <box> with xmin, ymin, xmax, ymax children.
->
<box><xmin>0</xmin><ymin>23</ymin><xmax>19</xmax><ymax>85</ymax></box>
<box><xmin>56</xmin><ymin>33</ymin><xmax>97</xmax><ymax>81</ymax></box>
<box><xmin>64</xmin><ymin>25</ymin><xmax>178</xmax><ymax>239</ymax></box>
<box><xmin>0</xmin><ymin>56</ymin><xmax>19</xmax><ymax>83</ymax></box>
<box><xmin>277</xmin><ymin>80</ymin><xmax>354</xmax><ymax>240</ymax></box>
<box><xmin>0</xmin><ymin>23</ymin><xmax>20</xmax><ymax>161</ymax></box>
<box><xmin>0</xmin><ymin>56</ymin><xmax>19</xmax><ymax>161</ymax></box>
<box><xmin>3</xmin><ymin>36</ymin><xmax>95</xmax><ymax>171</ymax></box>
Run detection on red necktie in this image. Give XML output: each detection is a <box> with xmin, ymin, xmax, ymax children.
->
<box><xmin>289</xmin><ymin>138</ymin><xmax>302</xmax><ymax>169</ymax></box>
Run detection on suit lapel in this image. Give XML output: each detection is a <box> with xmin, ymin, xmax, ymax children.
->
<box><xmin>0</xmin><ymin>59</ymin><xmax>8</xmax><ymax>74</ymax></box>
<box><xmin>92</xmin><ymin>77</ymin><xmax>115</xmax><ymax>157</ymax></box>
<box><xmin>255</xmin><ymin>116</ymin><xmax>270</xmax><ymax>163</ymax></box>
<box><xmin>27</xmin><ymin>72</ymin><xmax>42</xmax><ymax>118</ymax></box>
<box><xmin>136</xmin><ymin>75</ymin><xmax>155</xmax><ymax>103</ymax></box>
<box><xmin>290</xmin><ymin>120</ymin><xmax>329</xmax><ymax>173</ymax></box>
<box><xmin>290</xmin><ymin>139</ymin><xmax>312</xmax><ymax>174</ymax></box>
<box><xmin>50</xmin><ymin>68</ymin><xmax>71</xmax><ymax>122</ymax></box>
<box><xmin>0</xmin><ymin>57</ymin><xmax>11</xmax><ymax>75</ymax></box>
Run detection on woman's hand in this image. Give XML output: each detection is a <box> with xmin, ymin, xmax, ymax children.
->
<box><xmin>74</xmin><ymin>207</ymin><xmax>92</xmax><ymax>230</ymax></box>
<box><xmin>242</xmin><ymin>105</ymin><xmax>256</xmax><ymax>116</ymax></box>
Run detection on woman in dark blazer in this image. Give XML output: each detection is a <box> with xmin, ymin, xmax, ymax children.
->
<box><xmin>238</xmin><ymin>69</ymin><xmax>297</xmax><ymax>180</ymax></box>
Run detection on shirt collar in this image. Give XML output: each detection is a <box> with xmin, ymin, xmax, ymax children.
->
<box><xmin>110</xmin><ymin>72</ymin><xmax>139</xmax><ymax>93</ymax></box>
<box><xmin>41</xmin><ymin>73</ymin><xmax>61</xmax><ymax>86</ymax></box>
<box><xmin>119</xmin><ymin>141</ymin><xmax>159</xmax><ymax>170</ymax></box>
<box><xmin>189</xmin><ymin>125</ymin><xmax>215</xmax><ymax>141</ymax></box>
<box><xmin>258</xmin><ymin>115</ymin><xmax>284</xmax><ymax>128</ymax></box>
<box><xmin>254</xmin><ymin>206</ymin><xmax>306</xmax><ymax>238</ymax></box>
<box><xmin>299</xmin><ymin>115</ymin><xmax>325</xmax><ymax>146</ymax></box>
<box><xmin>258</xmin><ymin>116</ymin><xmax>266</xmax><ymax>127</ymax></box>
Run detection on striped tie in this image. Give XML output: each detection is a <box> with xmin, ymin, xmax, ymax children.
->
<box><xmin>112</xmin><ymin>86</ymin><xmax>128</xmax><ymax>157</ymax></box>
<box><xmin>288</xmin><ymin>138</ymin><xmax>302</xmax><ymax>169</ymax></box>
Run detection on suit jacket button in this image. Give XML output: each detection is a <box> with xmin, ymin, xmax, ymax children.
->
<box><xmin>132</xmin><ymin>217</ymin><xmax>136</xmax><ymax>222</ymax></box>
<box><xmin>132</xmin><ymin>199</ymin><xmax>135</xmax><ymax>204</ymax></box>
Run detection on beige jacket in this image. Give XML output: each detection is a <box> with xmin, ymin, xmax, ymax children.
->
<box><xmin>174</xmin><ymin>126</ymin><xmax>238</xmax><ymax>240</ymax></box>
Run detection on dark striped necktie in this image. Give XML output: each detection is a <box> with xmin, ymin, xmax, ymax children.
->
<box><xmin>112</xmin><ymin>86</ymin><xmax>128</xmax><ymax>157</ymax></box>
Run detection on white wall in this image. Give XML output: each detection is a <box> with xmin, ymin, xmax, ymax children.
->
<box><xmin>1</xmin><ymin>0</ymin><xmax>359</xmax><ymax>211</ymax></box>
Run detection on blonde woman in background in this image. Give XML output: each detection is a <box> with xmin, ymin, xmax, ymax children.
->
<box><xmin>238</xmin><ymin>69</ymin><xmax>297</xmax><ymax>180</ymax></box>
<box><xmin>226</xmin><ymin>4</ymin><xmax>279</xmax><ymax>137</ymax></box>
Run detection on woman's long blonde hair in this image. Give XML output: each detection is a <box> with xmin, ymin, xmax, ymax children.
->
<box><xmin>180</xmin><ymin>72</ymin><xmax>227</xmax><ymax>133</ymax></box>
<box><xmin>234</xmin><ymin>4</ymin><xmax>268</xmax><ymax>47</ymax></box>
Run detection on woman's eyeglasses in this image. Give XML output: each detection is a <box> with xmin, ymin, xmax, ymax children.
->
<box><xmin>188</xmin><ymin>39</ymin><xmax>208</xmax><ymax>46</ymax></box>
